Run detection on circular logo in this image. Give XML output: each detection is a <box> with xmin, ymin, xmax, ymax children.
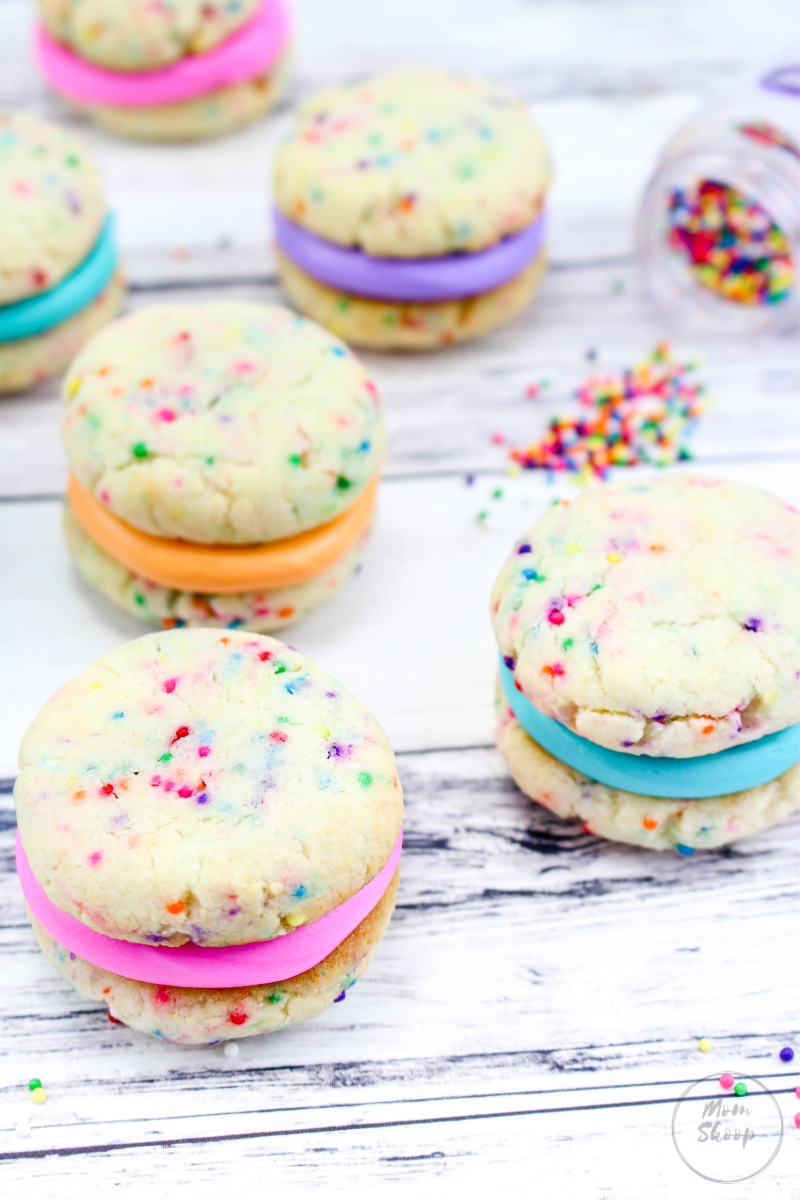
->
<box><xmin>672</xmin><ymin>1074</ymin><xmax>783</xmax><ymax>1183</ymax></box>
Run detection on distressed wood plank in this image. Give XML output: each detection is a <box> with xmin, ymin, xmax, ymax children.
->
<box><xmin>2</xmin><ymin>457</ymin><xmax>799</xmax><ymax>774</ymax></box>
<box><xmin>1</xmin><ymin>263</ymin><xmax>798</xmax><ymax>499</ymax></box>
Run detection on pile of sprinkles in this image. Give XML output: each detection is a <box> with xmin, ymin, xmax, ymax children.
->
<box><xmin>509</xmin><ymin>345</ymin><xmax>709</xmax><ymax>481</ymax></box>
<box><xmin>667</xmin><ymin>180</ymin><xmax>794</xmax><ymax>305</ymax></box>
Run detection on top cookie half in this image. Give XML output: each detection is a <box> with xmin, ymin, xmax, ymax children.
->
<box><xmin>61</xmin><ymin>303</ymin><xmax>385</xmax><ymax>545</ymax></box>
<box><xmin>0</xmin><ymin>109</ymin><xmax>106</xmax><ymax>306</ymax></box>
<box><xmin>274</xmin><ymin>66</ymin><xmax>551</xmax><ymax>259</ymax></box>
<box><xmin>37</xmin><ymin>0</ymin><xmax>261</xmax><ymax>70</ymax></box>
<box><xmin>491</xmin><ymin>475</ymin><xmax>800</xmax><ymax>758</ymax></box>
<box><xmin>14</xmin><ymin>629</ymin><xmax>403</xmax><ymax>947</ymax></box>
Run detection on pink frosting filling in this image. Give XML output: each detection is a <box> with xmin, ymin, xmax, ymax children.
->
<box><xmin>17</xmin><ymin>829</ymin><xmax>402</xmax><ymax>987</ymax></box>
<box><xmin>35</xmin><ymin>0</ymin><xmax>291</xmax><ymax>109</ymax></box>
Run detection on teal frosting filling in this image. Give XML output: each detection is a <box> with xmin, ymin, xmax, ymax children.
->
<box><xmin>499</xmin><ymin>656</ymin><xmax>799</xmax><ymax>799</ymax></box>
<box><xmin>0</xmin><ymin>216</ymin><xmax>117</xmax><ymax>343</ymax></box>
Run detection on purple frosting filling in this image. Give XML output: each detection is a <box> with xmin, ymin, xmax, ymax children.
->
<box><xmin>273</xmin><ymin>208</ymin><xmax>547</xmax><ymax>302</ymax></box>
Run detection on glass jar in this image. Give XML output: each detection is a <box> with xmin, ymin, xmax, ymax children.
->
<box><xmin>637</xmin><ymin>65</ymin><xmax>800</xmax><ymax>335</ymax></box>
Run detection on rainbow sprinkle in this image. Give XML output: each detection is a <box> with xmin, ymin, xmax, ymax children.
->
<box><xmin>510</xmin><ymin>345</ymin><xmax>709</xmax><ymax>481</ymax></box>
<box><xmin>667</xmin><ymin>180</ymin><xmax>794</xmax><ymax>305</ymax></box>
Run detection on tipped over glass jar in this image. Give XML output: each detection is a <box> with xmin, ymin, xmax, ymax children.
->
<box><xmin>637</xmin><ymin>65</ymin><xmax>800</xmax><ymax>335</ymax></box>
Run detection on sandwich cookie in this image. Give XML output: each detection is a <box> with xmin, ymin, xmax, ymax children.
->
<box><xmin>491</xmin><ymin>475</ymin><xmax>800</xmax><ymax>851</ymax></box>
<box><xmin>35</xmin><ymin>0</ymin><xmax>291</xmax><ymax>142</ymax></box>
<box><xmin>273</xmin><ymin>66</ymin><xmax>551</xmax><ymax>349</ymax></box>
<box><xmin>61</xmin><ymin>303</ymin><xmax>385</xmax><ymax>630</ymax></box>
<box><xmin>14</xmin><ymin>629</ymin><xmax>403</xmax><ymax>1044</ymax></box>
<box><xmin>0</xmin><ymin>109</ymin><xmax>124</xmax><ymax>393</ymax></box>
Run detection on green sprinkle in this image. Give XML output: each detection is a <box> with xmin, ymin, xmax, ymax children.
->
<box><xmin>562</xmin><ymin>638</ymin><xmax>574</xmax><ymax>650</ymax></box>
<box><xmin>65</xmin><ymin>154</ymin><xmax>79</xmax><ymax>167</ymax></box>
<box><xmin>205</xmin><ymin>456</ymin><xmax>214</xmax><ymax>466</ymax></box>
<box><xmin>288</xmin><ymin>453</ymin><xmax>302</xmax><ymax>466</ymax></box>
<box><xmin>267</xmin><ymin>992</ymin><xmax>282</xmax><ymax>1004</ymax></box>
<box><xmin>357</xmin><ymin>772</ymin><xmax>373</xmax><ymax>787</ymax></box>
<box><xmin>492</xmin><ymin>488</ymin><xmax>503</xmax><ymax>500</ymax></box>
<box><xmin>337</xmin><ymin>298</ymin><xmax>352</xmax><ymax>312</ymax></box>
<box><xmin>28</xmin><ymin>1079</ymin><xmax>41</xmax><ymax>1092</ymax></box>
<box><xmin>132</xmin><ymin>443</ymin><xmax>148</xmax><ymax>459</ymax></box>
<box><xmin>134</xmin><ymin>594</ymin><xmax>145</xmax><ymax>606</ymax></box>
<box><xmin>274</xmin><ymin>663</ymin><xmax>287</xmax><ymax>674</ymax></box>
<box><xmin>610</xmin><ymin>277</ymin><xmax>625</xmax><ymax>294</ymax></box>
<box><xmin>382</xmin><ymin>313</ymin><xmax>397</xmax><ymax>326</ymax></box>
<box><xmin>477</xmin><ymin>510</ymin><xmax>489</xmax><ymax>522</ymax></box>
<box><xmin>734</xmin><ymin>1082</ymin><xmax>747</xmax><ymax>1097</ymax></box>
<box><xmin>158</xmin><ymin>753</ymin><xmax>172</xmax><ymax>763</ymax></box>
<box><xmin>336</xmin><ymin>476</ymin><xmax>351</xmax><ymax>490</ymax></box>
<box><xmin>589</xmin><ymin>583</ymin><xmax>602</xmax><ymax>594</ymax></box>
<box><xmin>277</xmin><ymin>715</ymin><xmax>289</xmax><ymax>724</ymax></box>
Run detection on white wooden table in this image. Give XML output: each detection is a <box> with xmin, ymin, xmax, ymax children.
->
<box><xmin>1</xmin><ymin>0</ymin><xmax>798</xmax><ymax>1193</ymax></box>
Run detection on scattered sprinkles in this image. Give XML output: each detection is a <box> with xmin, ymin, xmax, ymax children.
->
<box><xmin>509</xmin><ymin>346</ymin><xmax>709</xmax><ymax>481</ymax></box>
<box><xmin>667</xmin><ymin>180</ymin><xmax>794</xmax><ymax>305</ymax></box>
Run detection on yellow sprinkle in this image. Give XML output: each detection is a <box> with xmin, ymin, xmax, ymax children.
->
<box><xmin>566</xmin><ymin>543</ymin><xmax>580</xmax><ymax>554</ymax></box>
<box><xmin>506</xmin><ymin>464</ymin><xmax>521</xmax><ymax>477</ymax></box>
<box><xmin>607</xmin><ymin>553</ymin><xmax>621</xmax><ymax>563</ymax></box>
<box><xmin>285</xmin><ymin>913</ymin><xmax>305</xmax><ymax>927</ymax></box>
<box><xmin>31</xmin><ymin>1088</ymin><xmax>47</xmax><ymax>1105</ymax></box>
<box><xmin>698</xmin><ymin>1038</ymin><xmax>711</xmax><ymax>1052</ymax></box>
<box><xmin>66</xmin><ymin>377</ymin><xmax>81</xmax><ymax>398</ymax></box>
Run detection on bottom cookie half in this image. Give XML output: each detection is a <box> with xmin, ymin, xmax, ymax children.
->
<box><xmin>0</xmin><ymin>270</ymin><xmax>125</xmax><ymax>394</ymax></box>
<box><xmin>496</xmin><ymin>688</ymin><xmax>800</xmax><ymax>851</ymax></box>
<box><xmin>75</xmin><ymin>54</ymin><xmax>289</xmax><ymax>142</ymax></box>
<box><xmin>30</xmin><ymin>869</ymin><xmax>398</xmax><ymax>1045</ymax></box>
<box><xmin>64</xmin><ymin>504</ymin><xmax>370</xmax><ymax>632</ymax></box>
<box><xmin>276</xmin><ymin>246</ymin><xmax>547</xmax><ymax>350</ymax></box>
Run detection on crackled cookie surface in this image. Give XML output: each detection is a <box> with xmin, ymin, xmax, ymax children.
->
<box><xmin>30</xmin><ymin>871</ymin><xmax>398</xmax><ymax>1044</ymax></box>
<box><xmin>274</xmin><ymin>66</ymin><xmax>550</xmax><ymax>258</ymax></box>
<box><xmin>62</xmin><ymin>303</ymin><xmax>384</xmax><ymax>544</ymax></box>
<box><xmin>38</xmin><ymin>0</ymin><xmax>260</xmax><ymax>71</ymax></box>
<box><xmin>0</xmin><ymin>108</ymin><xmax>105</xmax><ymax>305</ymax></box>
<box><xmin>14</xmin><ymin>629</ymin><xmax>403</xmax><ymax>948</ymax></box>
<box><xmin>496</xmin><ymin>687</ymin><xmax>800</xmax><ymax>851</ymax></box>
<box><xmin>491</xmin><ymin>475</ymin><xmax>800</xmax><ymax>758</ymax></box>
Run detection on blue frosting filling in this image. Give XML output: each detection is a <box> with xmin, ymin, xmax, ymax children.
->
<box><xmin>499</xmin><ymin>656</ymin><xmax>799</xmax><ymax>799</ymax></box>
<box><xmin>0</xmin><ymin>216</ymin><xmax>117</xmax><ymax>343</ymax></box>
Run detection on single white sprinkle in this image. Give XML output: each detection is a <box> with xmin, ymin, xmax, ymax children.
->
<box><xmin>223</xmin><ymin>1042</ymin><xmax>240</xmax><ymax>1059</ymax></box>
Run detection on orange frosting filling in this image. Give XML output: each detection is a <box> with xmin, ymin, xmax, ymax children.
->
<box><xmin>67</xmin><ymin>474</ymin><xmax>379</xmax><ymax>594</ymax></box>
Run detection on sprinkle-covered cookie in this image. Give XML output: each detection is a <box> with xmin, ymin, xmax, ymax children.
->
<box><xmin>0</xmin><ymin>108</ymin><xmax>105</xmax><ymax>306</ymax></box>
<box><xmin>15</xmin><ymin>629</ymin><xmax>403</xmax><ymax>948</ymax></box>
<box><xmin>38</xmin><ymin>0</ymin><xmax>261</xmax><ymax>70</ymax></box>
<box><xmin>491</xmin><ymin>476</ymin><xmax>800</xmax><ymax>758</ymax></box>
<box><xmin>62</xmin><ymin>303</ymin><xmax>385</xmax><ymax>545</ymax></box>
<box><xmin>273</xmin><ymin>66</ymin><xmax>550</xmax><ymax>348</ymax></box>
<box><xmin>35</xmin><ymin>0</ymin><xmax>291</xmax><ymax>143</ymax></box>
<box><xmin>274</xmin><ymin>65</ymin><xmax>550</xmax><ymax>258</ymax></box>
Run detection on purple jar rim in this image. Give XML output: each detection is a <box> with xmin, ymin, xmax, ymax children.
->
<box><xmin>273</xmin><ymin>207</ymin><xmax>546</xmax><ymax>302</ymax></box>
<box><xmin>760</xmin><ymin>65</ymin><xmax>800</xmax><ymax>97</ymax></box>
